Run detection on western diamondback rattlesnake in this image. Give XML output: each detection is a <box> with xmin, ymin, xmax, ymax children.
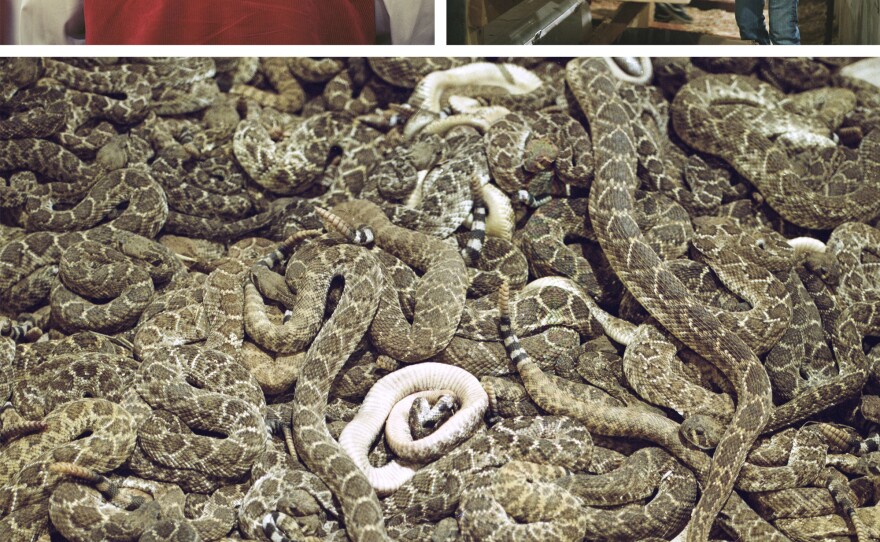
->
<box><xmin>234</xmin><ymin>110</ymin><xmax>376</xmax><ymax>196</ymax></box>
<box><xmin>287</xmin><ymin>235</ymin><xmax>388</xmax><ymax>541</ymax></box>
<box><xmin>338</xmin><ymin>362</ymin><xmax>488</xmax><ymax>495</ymax></box>
<box><xmin>486</xmin><ymin>110</ymin><xmax>594</xmax><ymax>196</ymax></box>
<box><xmin>0</xmin><ymin>398</ymin><xmax>137</xmax><ymax>541</ymax></box>
<box><xmin>567</xmin><ymin>58</ymin><xmax>775</xmax><ymax>542</ymax></box>
<box><xmin>496</xmin><ymin>279</ymin><xmax>799</xmax><ymax>541</ymax></box>
<box><xmin>381</xmin><ymin>415</ymin><xmax>593</xmax><ymax>539</ymax></box>
<box><xmin>50</xmin><ymin>231</ymin><xmax>180</xmax><ymax>334</ymax></box>
<box><xmin>672</xmin><ymin>72</ymin><xmax>880</xmax><ymax>229</ymax></box>
<box><xmin>48</xmin><ymin>468</ymin><xmax>240</xmax><ymax>542</ymax></box>
<box><xmin>131</xmin><ymin>345</ymin><xmax>267</xmax><ymax>493</ymax></box>
<box><xmin>5</xmin><ymin>56</ymin><xmax>880</xmax><ymax>542</ymax></box>
<box><xmin>330</xmin><ymin>199</ymin><xmax>468</xmax><ymax>363</ymax></box>
<box><xmin>0</xmin><ymin>167</ymin><xmax>168</xmax><ymax>312</ymax></box>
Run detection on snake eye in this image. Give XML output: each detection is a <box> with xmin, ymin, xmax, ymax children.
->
<box><xmin>756</xmin><ymin>238</ymin><xmax>766</xmax><ymax>249</ymax></box>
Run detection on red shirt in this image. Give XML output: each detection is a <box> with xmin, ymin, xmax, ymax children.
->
<box><xmin>84</xmin><ymin>0</ymin><xmax>374</xmax><ymax>44</ymax></box>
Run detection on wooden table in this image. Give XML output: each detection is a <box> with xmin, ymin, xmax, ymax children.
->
<box><xmin>465</xmin><ymin>0</ymin><xmax>739</xmax><ymax>44</ymax></box>
<box><xmin>587</xmin><ymin>0</ymin><xmax>689</xmax><ymax>44</ymax></box>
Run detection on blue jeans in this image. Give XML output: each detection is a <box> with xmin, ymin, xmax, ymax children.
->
<box><xmin>735</xmin><ymin>0</ymin><xmax>800</xmax><ymax>44</ymax></box>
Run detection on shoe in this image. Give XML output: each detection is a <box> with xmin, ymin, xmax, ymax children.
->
<box><xmin>654</xmin><ymin>3</ymin><xmax>694</xmax><ymax>24</ymax></box>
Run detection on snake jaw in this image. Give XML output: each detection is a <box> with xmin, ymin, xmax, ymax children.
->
<box><xmin>523</xmin><ymin>137</ymin><xmax>559</xmax><ymax>173</ymax></box>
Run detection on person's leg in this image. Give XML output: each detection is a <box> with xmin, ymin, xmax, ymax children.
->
<box><xmin>768</xmin><ymin>0</ymin><xmax>800</xmax><ymax>44</ymax></box>
<box><xmin>735</xmin><ymin>0</ymin><xmax>771</xmax><ymax>43</ymax></box>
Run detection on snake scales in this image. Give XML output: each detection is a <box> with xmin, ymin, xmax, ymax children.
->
<box><xmin>1</xmin><ymin>57</ymin><xmax>880</xmax><ymax>542</ymax></box>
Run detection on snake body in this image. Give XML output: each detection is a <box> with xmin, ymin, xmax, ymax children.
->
<box><xmin>3</xmin><ymin>57</ymin><xmax>880</xmax><ymax>542</ymax></box>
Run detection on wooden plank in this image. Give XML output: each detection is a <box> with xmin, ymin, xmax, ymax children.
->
<box><xmin>587</xmin><ymin>1</ymin><xmax>647</xmax><ymax>43</ymax></box>
<box><xmin>635</xmin><ymin>2</ymin><xmax>655</xmax><ymax>26</ymax></box>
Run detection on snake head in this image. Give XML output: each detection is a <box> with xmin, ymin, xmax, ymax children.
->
<box><xmin>0</xmin><ymin>59</ymin><xmax>44</xmax><ymax>98</ymax></box>
<box><xmin>802</xmin><ymin>251</ymin><xmax>841</xmax><ymax>287</ymax></box>
<box><xmin>264</xmin><ymin>413</ymin><xmax>290</xmax><ymax>437</ymax></box>
<box><xmin>523</xmin><ymin>137</ymin><xmax>559</xmax><ymax>173</ymax></box>
<box><xmin>861</xmin><ymin>452</ymin><xmax>880</xmax><ymax>477</ymax></box>
<box><xmin>680</xmin><ymin>413</ymin><xmax>724</xmax><ymax>450</ymax></box>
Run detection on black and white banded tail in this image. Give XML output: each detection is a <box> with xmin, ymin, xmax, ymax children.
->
<box><xmin>498</xmin><ymin>281</ymin><xmax>528</xmax><ymax>367</ymax></box>
<box><xmin>461</xmin><ymin>176</ymin><xmax>487</xmax><ymax>266</ymax></box>
<box><xmin>315</xmin><ymin>207</ymin><xmax>374</xmax><ymax>245</ymax></box>
<box><xmin>516</xmin><ymin>189</ymin><xmax>551</xmax><ymax>209</ymax></box>
<box><xmin>261</xmin><ymin>512</ymin><xmax>292</xmax><ymax>542</ymax></box>
<box><xmin>251</xmin><ymin>229</ymin><xmax>322</xmax><ymax>275</ymax></box>
<box><xmin>855</xmin><ymin>434</ymin><xmax>880</xmax><ymax>456</ymax></box>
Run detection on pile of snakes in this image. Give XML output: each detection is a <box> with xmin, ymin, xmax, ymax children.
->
<box><xmin>1</xmin><ymin>57</ymin><xmax>880</xmax><ymax>542</ymax></box>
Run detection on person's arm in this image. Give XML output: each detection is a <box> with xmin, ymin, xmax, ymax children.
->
<box><xmin>64</xmin><ymin>0</ymin><xmax>85</xmax><ymax>40</ymax></box>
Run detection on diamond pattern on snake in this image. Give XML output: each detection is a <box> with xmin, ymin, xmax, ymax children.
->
<box><xmin>1</xmin><ymin>56</ymin><xmax>880</xmax><ymax>542</ymax></box>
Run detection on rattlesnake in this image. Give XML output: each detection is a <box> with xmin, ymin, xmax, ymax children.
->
<box><xmin>330</xmin><ymin>199</ymin><xmax>468</xmax><ymax>363</ymax></box>
<box><xmin>0</xmin><ymin>167</ymin><xmax>168</xmax><ymax>312</ymax></box>
<box><xmin>672</xmin><ymin>72</ymin><xmax>880</xmax><ymax>229</ymax></box>
<box><xmin>338</xmin><ymin>362</ymin><xmax>488</xmax><ymax>495</ymax></box>
<box><xmin>567</xmin><ymin>57</ymin><xmax>775</xmax><ymax>542</ymax></box>
<box><xmin>4</xmin><ymin>57</ymin><xmax>880</xmax><ymax>542</ymax></box>
<box><xmin>49</xmin><ymin>468</ymin><xmax>239</xmax><ymax>541</ymax></box>
<box><xmin>50</xmin><ymin>231</ymin><xmax>181</xmax><ymax>333</ymax></box>
<box><xmin>234</xmin><ymin>110</ymin><xmax>381</xmax><ymax>197</ymax></box>
<box><xmin>0</xmin><ymin>399</ymin><xmax>137</xmax><ymax>541</ymax></box>
<box><xmin>287</xmin><ymin>233</ymin><xmax>388</xmax><ymax>541</ymax></box>
<box><xmin>382</xmin><ymin>415</ymin><xmax>593</xmax><ymax>539</ymax></box>
<box><xmin>131</xmin><ymin>345</ymin><xmax>267</xmax><ymax>493</ymax></box>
